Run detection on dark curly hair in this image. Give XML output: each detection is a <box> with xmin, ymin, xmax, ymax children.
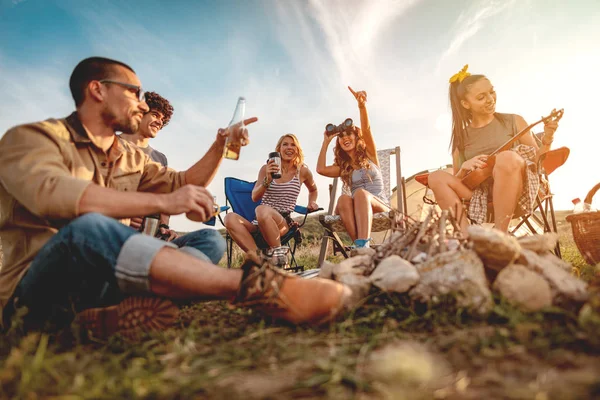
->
<box><xmin>144</xmin><ymin>91</ymin><xmax>174</xmax><ymax>127</ymax></box>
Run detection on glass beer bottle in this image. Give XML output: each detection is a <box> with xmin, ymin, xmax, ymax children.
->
<box><xmin>223</xmin><ymin>97</ymin><xmax>246</xmax><ymax>160</ymax></box>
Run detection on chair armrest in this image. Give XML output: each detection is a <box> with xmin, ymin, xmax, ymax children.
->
<box><xmin>294</xmin><ymin>205</ymin><xmax>324</xmax><ymax>215</ymax></box>
<box><xmin>415</xmin><ymin>173</ymin><xmax>429</xmax><ymax>186</ymax></box>
<box><xmin>294</xmin><ymin>205</ymin><xmax>324</xmax><ymax>228</ymax></box>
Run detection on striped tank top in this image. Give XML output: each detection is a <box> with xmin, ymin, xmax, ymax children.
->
<box><xmin>260</xmin><ymin>173</ymin><xmax>301</xmax><ymax>214</ymax></box>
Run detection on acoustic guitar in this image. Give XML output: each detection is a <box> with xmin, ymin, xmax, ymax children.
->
<box><xmin>461</xmin><ymin>108</ymin><xmax>564</xmax><ymax>190</ymax></box>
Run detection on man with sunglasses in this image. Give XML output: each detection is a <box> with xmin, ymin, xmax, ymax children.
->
<box><xmin>0</xmin><ymin>56</ymin><xmax>351</xmax><ymax>338</ymax></box>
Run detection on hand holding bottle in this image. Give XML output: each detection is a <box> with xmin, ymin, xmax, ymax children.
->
<box><xmin>223</xmin><ymin>97</ymin><xmax>258</xmax><ymax>160</ymax></box>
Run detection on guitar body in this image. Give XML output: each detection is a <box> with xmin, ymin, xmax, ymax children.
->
<box><xmin>461</xmin><ymin>155</ymin><xmax>496</xmax><ymax>189</ymax></box>
<box><xmin>459</xmin><ymin>108</ymin><xmax>563</xmax><ymax>191</ymax></box>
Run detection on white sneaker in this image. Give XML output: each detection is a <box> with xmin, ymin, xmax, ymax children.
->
<box><xmin>265</xmin><ymin>246</ymin><xmax>290</xmax><ymax>268</ymax></box>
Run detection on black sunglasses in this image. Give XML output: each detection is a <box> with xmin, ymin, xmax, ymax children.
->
<box><xmin>99</xmin><ymin>79</ymin><xmax>145</xmax><ymax>102</ymax></box>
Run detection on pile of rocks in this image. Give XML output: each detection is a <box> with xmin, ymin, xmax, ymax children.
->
<box><xmin>319</xmin><ymin>210</ymin><xmax>588</xmax><ymax>315</ymax></box>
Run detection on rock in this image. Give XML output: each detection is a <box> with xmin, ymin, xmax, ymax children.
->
<box><xmin>336</xmin><ymin>273</ymin><xmax>371</xmax><ymax>307</ymax></box>
<box><xmin>350</xmin><ymin>247</ymin><xmax>376</xmax><ymax>258</ymax></box>
<box><xmin>518</xmin><ymin>249</ymin><xmax>588</xmax><ymax>308</ymax></box>
<box><xmin>492</xmin><ymin>264</ymin><xmax>552</xmax><ymax>312</ymax></box>
<box><xmin>332</xmin><ymin>255</ymin><xmax>372</xmax><ymax>278</ymax></box>
<box><xmin>370</xmin><ymin>255</ymin><xmax>419</xmax><ymax>293</ymax></box>
<box><xmin>517</xmin><ymin>233</ymin><xmax>559</xmax><ymax>254</ymax></box>
<box><xmin>318</xmin><ymin>261</ymin><xmax>334</xmax><ymax>279</ymax></box>
<box><xmin>467</xmin><ymin>225</ymin><xmax>520</xmax><ymax>271</ymax></box>
<box><xmin>539</xmin><ymin>253</ymin><xmax>572</xmax><ymax>273</ymax></box>
<box><xmin>409</xmin><ymin>250</ymin><xmax>493</xmax><ymax>315</ymax></box>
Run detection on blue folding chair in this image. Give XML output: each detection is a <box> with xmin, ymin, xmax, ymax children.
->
<box><xmin>219</xmin><ymin>177</ymin><xmax>320</xmax><ymax>272</ymax></box>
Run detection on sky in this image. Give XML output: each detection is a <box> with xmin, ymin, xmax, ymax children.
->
<box><xmin>1</xmin><ymin>0</ymin><xmax>599</xmax><ymax>232</ymax></box>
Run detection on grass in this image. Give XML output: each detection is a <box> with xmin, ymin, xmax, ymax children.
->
<box><xmin>1</xmin><ymin>211</ymin><xmax>599</xmax><ymax>399</ymax></box>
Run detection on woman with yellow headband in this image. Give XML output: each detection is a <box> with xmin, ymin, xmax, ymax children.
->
<box><xmin>428</xmin><ymin>65</ymin><xmax>559</xmax><ymax>234</ymax></box>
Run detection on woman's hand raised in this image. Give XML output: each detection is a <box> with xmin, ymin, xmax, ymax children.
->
<box><xmin>323</xmin><ymin>130</ymin><xmax>336</xmax><ymax>143</ymax></box>
<box><xmin>348</xmin><ymin>86</ymin><xmax>367</xmax><ymax>106</ymax></box>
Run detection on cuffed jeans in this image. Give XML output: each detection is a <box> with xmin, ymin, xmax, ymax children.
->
<box><xmin>4</xmin><ymin>213</ymin><xmax>226</xmax><ymax>329</ymax></box>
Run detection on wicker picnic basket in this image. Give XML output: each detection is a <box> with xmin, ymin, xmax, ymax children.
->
<box><xmin>566</xmin><ymin>182</ymin><xmax>600</xmax><ymax>265</ymax></box>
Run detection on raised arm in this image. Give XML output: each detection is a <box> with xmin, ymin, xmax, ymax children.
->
<box><xmin>348</xmin><ymin>86</ymin><xmax>379</xmax><ymax>166</ymax></box>
<box><xmin>184</xmin><ymin>117</ymin><xmax>258</xmax><ymax>187</ymax></box>
<box><xmin>316</xmin><ymin>131</ymin><xmax>341</xmax><ymax>177</ymax></box>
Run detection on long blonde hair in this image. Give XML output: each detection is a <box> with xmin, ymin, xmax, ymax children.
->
<box><xmin>334</xmin><ymin>126</ymin><xmax>370</xmax><ymax>187</ymax></box>
<box><xmin>275</xmin><ymin>134</ymin><xmax>304</xmax><ymax>170</ymax></box>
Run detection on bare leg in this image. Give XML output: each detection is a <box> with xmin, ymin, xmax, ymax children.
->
<box><xmin>428</xmin><ymin>170</ymin><xmax>473</xmax><ymax>234</ymax></box>
<box><xmin>353</xmin><ymin>189</ymin><xmax>375</xmax><ymax>239</ymax></box>
<box><xmin>336</xmin><ymin>194</ymin><xmax>358</xmax><ymax>241</ymax></box>
<box><xmin>150</xmin><ymin>247</ymin><xmax>242</xmax><ymax>299</ymax></box>
<box><xmin>255</xmin><ymin>205</ymin><xmax>289</xmax><ymax>248</ymax></box>
<box><xmin>492</xmin><ymin>151</ymin><xmax>525</xmax><ymax>232</ymax></box>
<box><xmin>224</xmin><ymin>212</ymin><xmax>258</xmax><ymax>252</ymax></box>
<box><xmin>353</xmin><ymin>189</ymin><xmax>391</xmax><ymax>239</ymax></box>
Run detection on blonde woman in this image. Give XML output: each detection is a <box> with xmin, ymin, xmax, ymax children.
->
<box><xmin>317</xmin><ymin>87</ymin><xmax>390</xmax><ymax>248</ymax></box>
<box><xmin>224</xmin><ymin>134</ymin><xmax>319</xmax><ymax>261</ymax></box>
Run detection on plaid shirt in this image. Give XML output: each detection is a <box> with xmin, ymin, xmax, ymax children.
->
<box><xmin>467</xmin><ymin>145</ymin><xmax>541</xmax><ymax>224</ymax></box>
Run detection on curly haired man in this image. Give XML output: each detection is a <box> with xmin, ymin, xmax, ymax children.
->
<box><xmin>120</xmin><ymin>91</ymin><xmax>181</xmax><ymax>242</ymax></box>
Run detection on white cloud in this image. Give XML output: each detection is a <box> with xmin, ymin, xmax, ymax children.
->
<box><xmin>1</xmin><ymin>0</ymin><xmax>599</xmax><ymax>233</ymax></box>
<box><xmin>437</xmin><ymin>0</ymin><xmax>518</xmax><ymax>68</ymax></box>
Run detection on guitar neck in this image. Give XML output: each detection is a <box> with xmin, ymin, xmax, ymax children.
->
<box><xmin>489</xmin><ymin>116</ymin><xmax>545</xmax><ymax>157</ymax></box>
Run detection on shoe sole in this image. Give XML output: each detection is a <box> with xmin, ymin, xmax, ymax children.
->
<box><xmin>76</xmin><ymin>296</ymin><xmax>178</xmax><ymax>340</ymax></box>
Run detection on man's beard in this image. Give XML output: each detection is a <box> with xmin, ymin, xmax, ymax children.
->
<box><xmin>101</xmin><ymin>107</ymin><xmax>139</xmax><ymax>134</ymax></box>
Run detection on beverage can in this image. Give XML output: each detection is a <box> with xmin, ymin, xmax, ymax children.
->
<box><xmin>142</xmin><ymin>216</ymin><xmax>160</xmax><ymax>237</ymax></box>
<box><xmin>269</xmin><ymin>151</ymin><xmax>282</xmax><ymax>179</ymax></box>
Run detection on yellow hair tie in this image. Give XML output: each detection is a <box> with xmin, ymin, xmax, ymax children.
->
<box><xmin>449</xmin><ymin>64</ymin><xmax>471</xmax><ymax>83</ymax></box>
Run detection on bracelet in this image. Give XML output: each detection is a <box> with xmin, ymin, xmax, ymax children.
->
<box><xmin>158</xmin><ymin>223</ymin><xmax>170</xmax><ymax>230</ymax></box>
<box><xmin>262</xmin><ymin>177</ymin><xmax>271</xmax><ymax>188</ymax></box>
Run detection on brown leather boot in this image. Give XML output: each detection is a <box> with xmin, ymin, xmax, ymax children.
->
<box><xmin>75</xmin><ymin>296</ymin><xmax>178</xmax><ymax>340</ymax></box>
<box><xmin>231</xmin><ymin>252</ymin><xmax>352</xmax><ymax>324</ymax></box>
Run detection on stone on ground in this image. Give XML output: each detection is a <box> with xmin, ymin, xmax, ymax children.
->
<box><xmin>468</xmin><ymin>225</ymin><xmax>520</xmax><ymax>271</ymax></box>
<box><xmin>518</xmin><ymin>249</ymin><xmax>588</xmax><ymax>308</ymax></box>
<box><xmin>318</xmin><ymin>261</ymin><xmax>334</xmax><ymax>279</ymax></box>
<box><xmin>492</xmin><ymin>264</ymin><xmax>552</xmax><ymax>312</ymax></box>
<box><xmin>332</xmin><ymin>255</ymin><xmax>372</xmax><ymax>278</ymax></box>
<box><xmin>517</xmin><ymin>233</ymin><xmax>559</xmax><ymax>254</ymax></box>
<box><xmin>350</xmin><ymin>247</ymin><xmax>376</xmax><ymax>258</ymax></box>
<box><xmin>336</xmin><ymin>273</ymin><xmax>371</xmax><ymax>307</ymax></box>
<box><xmin>409</xmin><ymin>250</ymin><xmax>493</xmax><ymax>315</ymax></box>
<box><xmin>370</xmin><ymin>255</ymin><xmax>419</xmax><ymax>293</ymax></box>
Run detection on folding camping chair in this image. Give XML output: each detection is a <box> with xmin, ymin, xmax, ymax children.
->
<box><xmin>414</xmin><ymin>140</ymin><xmax>569</xmax><ymax>258</ymax></box>
<box><xmin>317</xmin><ymin>147</ymin><xmax>406</xmax><ymax>265</ymax></box>
<box><xmin>219</xmin><ymin>177</ymin><xmax>319</xmax><ymax>272</ymax></box>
